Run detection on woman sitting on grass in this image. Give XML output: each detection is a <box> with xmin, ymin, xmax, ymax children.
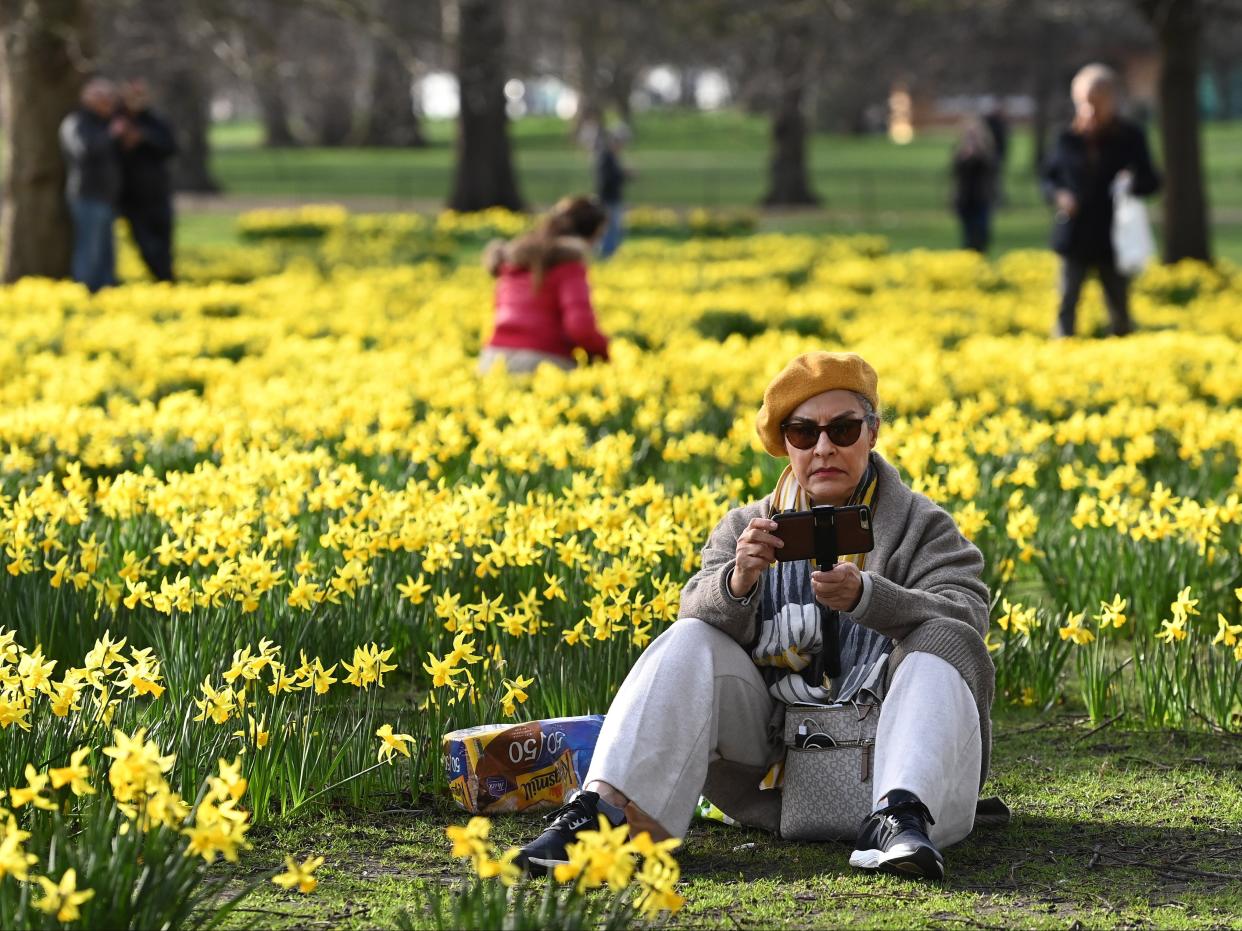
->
<box><xmin>477</xmin><ymin>196</ymin><xmax>611</xmax><ymax>375</ymax></box>
<box><xmin>516</xmin><ymin>351</ymin><xmax>997</xmax><ymax>880</ymax></box>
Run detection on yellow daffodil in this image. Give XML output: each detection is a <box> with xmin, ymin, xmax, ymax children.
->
<box><xmin>1058</xmin><ymin>611</ymin><xmax>1094</xmax><ymax>645</ymax></box>
<box><xmin>446</xmin><ymin>817</ymin><xmax>492</xmax><ymax>862</ymax></box>
<box><xmin>499</xmin><ymin>675</ymin><xmax>534</xmax><ymax>717</ymax></box>
<box><xmin>376</xmin><ymin>723</ymin><xmax>415</xmax><ymax>762</ymax></box>
<box><xmin>34</xmin><ymin>868</ymin><xmax>95</xmax><ymax>922</ymax></box>
<box><xmin>1212</xmin><ymin>613</ymin><xmax>1242</xmax><ymax>647</ymax></box>
<box><xmin>1096</xmin><ymin>595</ymin><xmax>1128</xmax><ymax>630</ymax></box>
<box><xmin>272</xmin><ymin>854</ymin><xmax>325</xmax><ymax>894</ymax></box>
<box><xmin>0</xmin><ymin>816</ymin><xmax>38</xmax><ymax>881</ymax></box>
<box><xmin>397</xmin><ymin>573</ymin><xmax>431</xmax><ymax>604</ymax></box>
<box><xmin>9</xmin><ymin>765</ymin><xmax>56</xmax><ymax>811</ymax></box>
<box><xmin>48</xmin><ymin>747</ymin><xmax>96</xmax><ymax>796</ymax></box>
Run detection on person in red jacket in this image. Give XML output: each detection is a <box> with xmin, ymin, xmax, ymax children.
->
<box><xmin>478</xmin><ymin>196</ymin><xmax>611</xmax><ymax>374</ymax></box>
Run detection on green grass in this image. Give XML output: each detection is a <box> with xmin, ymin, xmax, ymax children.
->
<box><xmin>176</xmin><ymin>211</ymin><xmax>243</xmax><ymax>248</ymax></box>
<box><xmin>217</xmin><ymin>709</ymin><xmax>1242</xmax><ymax>929</ymax></box>
<box><xmin>195</xmin><ymin>110</ymin><xmax>1242</xmax><ymax>261</ymax></box>
<box><xmin>206</xmin><ymin>110</ymin><xmax>1242</xmax><ymax>206</ymax></box>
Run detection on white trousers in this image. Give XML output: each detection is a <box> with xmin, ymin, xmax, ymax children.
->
<box><xmin>585</xmin><ymin>619</ymin><xmax>981</xmax><ymax>845</ymax></box>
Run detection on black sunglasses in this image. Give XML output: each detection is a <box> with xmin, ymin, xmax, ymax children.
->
<box><xmin>780</xmin><ymin>417</ymin><xmax>866</xmax><ymax>450</ymax></box>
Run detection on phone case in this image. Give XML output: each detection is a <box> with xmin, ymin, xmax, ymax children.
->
<box><xmin>772</xmin><ymin>506</ymin><xmax>874</xmax><ymax>562</ymax></box>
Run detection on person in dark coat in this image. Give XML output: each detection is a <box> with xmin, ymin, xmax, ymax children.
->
<box><xmin>983</xmin><ymin>103</ymin><xmax>1009</xmax><ymax>205</ymax></box>
<box><xmin>951</xmin><ymin>118</ymin><xmax>997</xmax><ymax>253</ymax></box>
<box><xmin>1041</xmin><ymin>64</ymin><xmax>1160</xmax><ymax>337</ymax></box>
<box><xmin>117</xmin><ymin>78</ymin><xmax>178</xmax><ymax>282</ymax></box>
<box><xmin>59</xmin><ymin>78</ymin><xmax>123</xmax><ymax>292</ymax></box>
<box><xmin>594</xmin><ymin>127</ymin><xmax>631</xmax><ymax>259</ymax></box>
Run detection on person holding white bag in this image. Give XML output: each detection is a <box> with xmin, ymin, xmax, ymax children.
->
<box><xmin>1041</xmin><ymin>63</ymin><xmax>1161</xmax><ymax>338</ymax></box>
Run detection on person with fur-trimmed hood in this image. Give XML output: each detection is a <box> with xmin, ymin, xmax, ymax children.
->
<box><xmin>478</xmin><ymin>196</ymin><xmax>611</xmax><ymax>374</ymax></box>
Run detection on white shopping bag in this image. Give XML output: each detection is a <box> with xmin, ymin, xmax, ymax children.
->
<box><xmin>1112</xmin><ymin>182</ymin><xmax>1155</xmax><ymax>276</ymax></box>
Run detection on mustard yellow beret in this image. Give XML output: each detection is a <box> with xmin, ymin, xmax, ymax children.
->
<box><xmin>755</xmin><ymin>352</ymin><xmax>880</xmax><ymax>457</ymax></box>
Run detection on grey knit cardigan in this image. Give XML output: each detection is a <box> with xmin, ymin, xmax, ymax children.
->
<box><xmin>678</xmin><ymin>453</ymin><xmax>995</xmax><ymax>790</ymax></box>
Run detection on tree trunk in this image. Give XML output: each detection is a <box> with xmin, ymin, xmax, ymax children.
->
<box><xmin>568</xmin><ymin>5</ymin><xmax>603</xmax><ymax>141</ymax></box>
<box><xmin>359</xmin><ymin>27</ymin><xmax>425</xmax><ymax>147</ymax></box>
<box><xmin>1146</xmin><ymin>0</ymin><xmax>1212</xmax><ymax>263</ymax></box>
<box><xmin>309</xmin><ymin>95</ymin><xmax>357</xmax><ymax>147</ymax></box>
<box><xmin>1029</xmin><ymin>21</ymin><xmax>1057</xmax><ymax>177</ymax></box>
<box><xmin>254</xmin><ymin>64</ymin><xmax>297</xmax><ymax>148</ymax></box>
<box><xmin>678</xmin><ymin>66</ymin><xmax>698</xmax><ymax>108</ymax></box>
<box><xmin>448</xmin><ymin>0</ymin><xmax>523</xmax><ymax>211</ymax></box>
<box><xmin>762</xmin><ymin>24</ymin><xmax>818</xmax><ymax>207</ymax></box>
<box><xmin>243</xmin><ymin>2</ymin><xmax>297</xmax><ymax>147</ymax></box>
<box><xmin>165</xmin><ymin>62</ymin><xmax>219</xmax><ymax>192</ymax></box>
<box><xmin>1213</xmin><ymin>58</ymin><xmax>1233</xmax><ymax>119</ymax></box>
<box><xmin>609</xmin><ymin>67</ymin><xmax>635</xmax><ymax>128</ymax></box>
<box><xmin>0</xmin><ymin>0</ymin><xmax>91</xmax><ymax>283</ymax></box>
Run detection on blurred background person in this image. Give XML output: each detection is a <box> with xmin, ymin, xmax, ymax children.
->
<box><xmin>59</xmin><ymin>77</ymin><xmax>122</xmax><ymax>292</ymax></box>
<box><xmin>595</xmin><ymin>126</ymin><xmax>632</xmax><ymax>259</ymax></box>
<box><xmin>478</xmin><ymin>195</ymin><xmax>611</xmax><ymax>374</ymax></box>
<box><xmin>983</xmin><ymin>102</ymin><xmax>1009</xmax><ymax>205</ymax></box>
<box><xmin>1041</xmin><ymin>63</ymin><xmax>1161</xmax><ymax>338</ymax></box>
<box><xmin>117</xmin><ymin>78</ymin><xmax>179</xmax><ymax>282</ymax></box>
<box><xmin>950</xmin><ymin>117</ymin><xmax>997</xmax><ymax>253</ymax></box>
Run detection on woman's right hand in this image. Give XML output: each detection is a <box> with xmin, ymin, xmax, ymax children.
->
<box><xmin>730</xmin><ymin>517</ymin><xmax>782</xmax><ymax>598</ymax></box>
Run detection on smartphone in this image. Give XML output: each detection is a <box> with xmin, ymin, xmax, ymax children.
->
<box><xmin>771</xmin><ymin>505</ymin><xmax>874</xmax><ymax>562</ymax></box>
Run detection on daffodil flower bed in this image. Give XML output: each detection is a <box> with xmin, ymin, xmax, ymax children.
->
<box><xmin>3</xmin><ymin>221</ymin><xmax>1242</xmax><ymax>926</ymax></box>
<box><xmin>420</xmin><ymin>815</ymin><xmax>683</xmax><ymax>929</ymax></box>
<box><xmin>0</xmin><ymin>625</ymin><xmax>409</xmax><ymax>928</ymax></box>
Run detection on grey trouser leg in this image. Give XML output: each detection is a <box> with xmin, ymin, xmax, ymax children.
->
<box><xmin>584</xmin><ymin>619</ymin><xmax>782</xmax><ymax>838</ymax></box>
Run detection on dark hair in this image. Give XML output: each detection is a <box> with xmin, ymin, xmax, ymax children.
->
<box><xmin>485</xmin><ymin>196</ymin><xmax>607</xmax><ymax>288</ymax></box>
<box><xmin>524</xmin><ymin>196</ymin><xmax>606</xmax><ymax>288</ymax></box>
<box><xmin>545</xmin><ymin>195</ymin><xmax>607</xmax><ymax>240</ymax></box>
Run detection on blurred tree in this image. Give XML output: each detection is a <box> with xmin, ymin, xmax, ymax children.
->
<box><xmin>663</xmin><ymin>0</ymin><xmax>832</xmax><ymax>206</ymax></box>
<box><xmin>560</xmin><ymin>0</ymin><xmax>661</xmax><ymax>133</ymax></box>
<box><xmin>447</xmin><ymin>0</ymin><xmax>523</xmax><ymax>210</ymax></box>
<box><xmin>226</xmin><ymin>0</ymin><xmax>434</xmax><ymax>148</ymax></box>
<box><xmin>0</xmin><ymin>0</ymin><xmax>92</xmax><ymax>281</ymax></box>
<box><xmin>230</xmin><ymin>0</ymin><xmax>297</xmax><ymax>147</ymax></box>
<box><xmin>762</xmin><ymin>10</ymin><xmax>820</xmax><ymax>206</ymax></box>
<box><xmin>97</xmin><ymin>0</ymin><xmax>219</xmax><ymax>191</ymax></box>
<box><xmin>565</xmin><ymin>3</ymin><xmax>605</xmax><ymax>136</ymax></box>
<box><xmin>277</xmin><ymin>5</ymin><xmax>369</xmax><ymax>146</ymax></box>
<box><xmin>357</xmin><ymin>0</ymin><xmax>431</xmax><ymax>147</ymax></box>
<box><xmin>1136</xmin><ymin>0</ymin><xmax>1212</xmax><ymax>262</ymax></box>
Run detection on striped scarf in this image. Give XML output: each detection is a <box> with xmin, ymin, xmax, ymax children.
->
<box><xmin>750</xmin><ymin>456</ymin><xmax>883</xmax><ymax>705</ymax></box>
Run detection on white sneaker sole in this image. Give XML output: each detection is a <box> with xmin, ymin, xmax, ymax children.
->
<box><xmin>849</xmin><ymin>848</ymin><xmax>884</xmax><ymax>869</ymax></box>
<box><xmin>849</xmin><ymin>845</ymin><xmax>945</xmax><ymax>879</ymax></box>
<box><xmin>527</xmin><ymin>856</ymin><xmax>570</xmax><ymax>869</ymax></box>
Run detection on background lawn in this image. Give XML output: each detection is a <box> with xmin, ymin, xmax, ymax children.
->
<box><xmin>182</xmin><ymin>111</ymin><xmax>1242</xmax><ymax>261</ymax></box>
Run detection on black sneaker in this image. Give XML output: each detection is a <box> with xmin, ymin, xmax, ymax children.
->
<box><xmin>848</xmin><ymin>789</ymin><xmax>944</xmax><ymax>880</ymax></box>
<box><xmin>515</xmin><ymin>790</ymin><xmax>627</xmax><ymax>877</ymax></box>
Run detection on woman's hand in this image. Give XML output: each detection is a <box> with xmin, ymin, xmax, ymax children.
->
<box><xmin>730</xmin><ymin>517</ymin><xmax>782</xmax><ymax>598</ymax></box>
<box><xmin>1054</xmin><ymin>189</ymin><xmax>1078</xmax><ymax>217</ymax></box>
<box><xmin>812</xmin><ymin>563</ymin><xmax>864</xmax><ymax>612</ymax></box>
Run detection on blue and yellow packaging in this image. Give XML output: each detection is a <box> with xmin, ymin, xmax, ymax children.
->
<box><xmin>443</xmin><ymin>715</ymin><xmax>605</xmax><ymax>814</ymax></box>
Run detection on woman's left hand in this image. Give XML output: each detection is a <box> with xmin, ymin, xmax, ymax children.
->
<box><xmin>811</xmin><ymin>563</ymin><xmax>864</xmax><ymax>612</ymax></box>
